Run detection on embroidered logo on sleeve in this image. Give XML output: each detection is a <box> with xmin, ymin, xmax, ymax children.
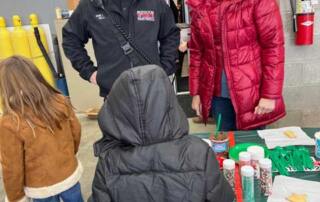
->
<box><xmin>137</xmin><ymin>11</ymin><xmax>155</xmax><ymax>22</ymax></box>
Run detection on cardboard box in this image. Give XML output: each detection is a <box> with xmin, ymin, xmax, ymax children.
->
<box><xmin>68</xmin><ymin>0</ymin><xmax>80</xmax><ymax>10</ymax></box>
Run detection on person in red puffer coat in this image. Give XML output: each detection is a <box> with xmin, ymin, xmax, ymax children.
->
<box><xmin>188</xmin><ymin>0</ymin><xmax>286</xmax><ymax>130</ymax></box>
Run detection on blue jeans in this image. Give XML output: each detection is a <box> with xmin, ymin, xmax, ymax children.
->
<box><xmin>212</xmin><ymin>97</ymin><xmax>237</xmax><ymax>131</ymax></box>
<box><xmin>212</xmin><ymin>97</ymin><xmax>266</xmax><ymax>131</ymax></box>
<box><xmin>33</xmin><ymin>183</ymin><xmax>83</xmax><ymax>202</ymax></box>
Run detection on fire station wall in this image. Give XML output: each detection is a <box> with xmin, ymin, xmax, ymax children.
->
<box><xmin>273</xmin><ymin>1</ymin><xmax>320</xmax><ymax>127</ymax></box>
<box><xmin>0</xmin><ymin>0</ymin><xmax>67</xmax><ymax>32</ymax></box>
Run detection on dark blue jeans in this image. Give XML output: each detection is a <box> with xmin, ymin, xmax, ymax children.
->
<box><xmin>212</xmin><ymin>97</ymin><xmax>266</xmax><ymax>131</ymax></box>
<box><xmin>212</xmin><ymin>97</ymin><xmax>237</xmax><ymax>131</ymax></box>
<box><xmin>33</xmin><ymin>183</ymin><xmax>83</xmax><ymax>202</ymax></box>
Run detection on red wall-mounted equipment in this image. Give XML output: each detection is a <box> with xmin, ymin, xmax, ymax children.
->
<box><xmin>290</xmin><ymin>0</ymin><xmax>315</xmax><ymax>46</ymax></box>
<box><xmin>296</xmin><ymin>13</ymin><xmax>315</xmax><ymax>45</ymax></box>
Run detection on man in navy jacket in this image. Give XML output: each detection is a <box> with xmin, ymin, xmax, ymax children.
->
<box><xmin>63</xmin><ymin>0</ymin><xmax>180</xmax><ymax>97</ymax></box>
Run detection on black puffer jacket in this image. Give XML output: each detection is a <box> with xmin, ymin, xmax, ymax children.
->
<box><xmin>92</xmin><ymin>65</ymin><xmax>234</xmax><ymax>202</ymax></box>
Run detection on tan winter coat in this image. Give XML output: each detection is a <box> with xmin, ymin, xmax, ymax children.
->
<box><xmin>0</xmin><ymin>95</ymin><xmax>82</xmax><ymax>202</ymax></box>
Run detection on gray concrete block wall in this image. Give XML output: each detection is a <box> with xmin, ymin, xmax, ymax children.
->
<box><xmin>276</xmin><ymin>2</ymin><xmax>320</xmax><ymax>128</ymax></box>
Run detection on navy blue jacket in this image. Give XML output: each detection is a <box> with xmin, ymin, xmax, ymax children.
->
<box><xmin>63</xmin><ymin>0</ymin><xmax>180</xmax><ymax>97</ymax></box>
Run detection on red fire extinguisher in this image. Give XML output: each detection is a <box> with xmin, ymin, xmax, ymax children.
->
<box><xmin>290</xmin><ymin>0</ymin><xmax>315</xmax><ymax>45</ymax></box>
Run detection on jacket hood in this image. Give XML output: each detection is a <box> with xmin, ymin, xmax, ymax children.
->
<box><xmin>98</xmin><ymin>65</ymin><xmax>189</xmax><ymax>147</ymax></box>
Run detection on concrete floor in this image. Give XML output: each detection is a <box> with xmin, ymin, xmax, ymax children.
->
<box><xmin>0</xmin><ymin>115</ymin><xmax>215</xmax><ymax>201</ymax></box>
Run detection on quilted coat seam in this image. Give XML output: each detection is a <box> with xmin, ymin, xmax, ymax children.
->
<box><xmin>106</xmin><ymin>169</ymin><xmax>204</xmax><ymax>177</ymax></box>
<box><xmin>130</xmin><ymin>70</ymin><xmax>146</xmax><ymax>144</ymax></box>
<box><xmin>255</xmin><ymin>8</ymin><xmax>278</xmax><ymax>21</ymax></box>
<box><xmin>203</xmin><ymin>148</ymin><xmax>210</xmax><ymax>195</ymax></box>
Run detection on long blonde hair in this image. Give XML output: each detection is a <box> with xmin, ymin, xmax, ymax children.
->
<box><xmin>0</xmin><ymin>56</ymin><xmax>67</xmax><ymax>130</ymax></box>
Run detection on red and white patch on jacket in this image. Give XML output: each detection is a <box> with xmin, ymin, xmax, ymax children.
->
<box><xmin>137</xmin><ymin>11</ymin><xmax>155</xmax><ymax>21</ymax></box>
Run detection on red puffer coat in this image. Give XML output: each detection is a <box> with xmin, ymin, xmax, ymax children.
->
<box><xmin>188</xmin><ymin>0</ymin><xmax>286</xmax><ymax>130</ymax></box>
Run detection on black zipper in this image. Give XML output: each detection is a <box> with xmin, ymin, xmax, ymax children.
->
<box><xmin>128</xmin><ymin>0</ymin><xmax>137</xmax><ymax>39</ymax></box>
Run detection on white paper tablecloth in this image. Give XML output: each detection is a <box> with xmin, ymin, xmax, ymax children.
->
<box><xmin>268</xmin><ymin>175</ymin><xmax>320</xmax><ymax>202</ymax></box>
<box><xmin>258</xmin><ymin>127</ymin><xmax>315</xmax><ymax>149</ymax></box>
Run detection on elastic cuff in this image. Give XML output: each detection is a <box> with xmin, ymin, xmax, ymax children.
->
<box><xmin>87</xmin><ymin>71</ymin><xmax>96</xmax><ymax>82</ymax></box>
<box><xmin>5</xmin><ymin>196</ymin><xmax>28</xmax><ymax>202</ymax></box>
<box><xmin>260</xmin><ymin>94</ymin><xmax>281</xmax><ymax>100</ymax></box>
<box><xmin>189</xmin><ymin>91</ymin><xmax>199</xmax><ymax>97</ymax></box>
<box><xmin>80</xmin><ymin>66</ymin><xmax>97</xmax><ymax>81</ymax></box>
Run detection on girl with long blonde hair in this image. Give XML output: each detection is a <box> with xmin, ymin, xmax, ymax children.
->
<box><xmin>0</xmin><ymin>56</ymin><xmax>83</xmax><ymax>202</ymax></box>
